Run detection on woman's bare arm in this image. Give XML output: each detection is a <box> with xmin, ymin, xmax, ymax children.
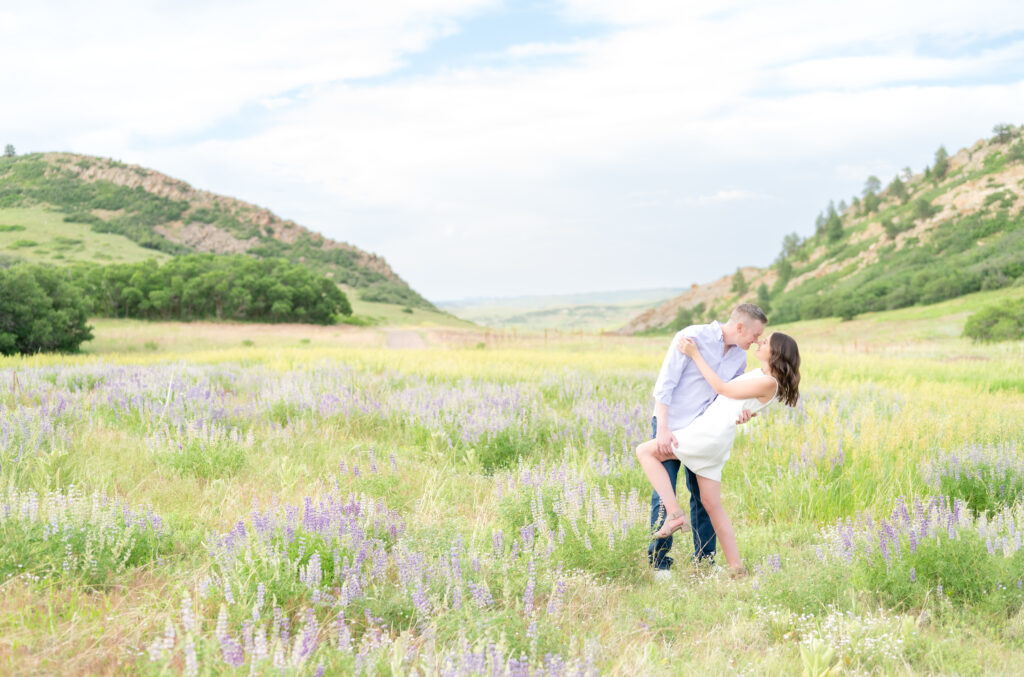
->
<box><xmin>679</xmin><ymin>338</ymin><xmax>775</xmax><ymax>401</ymax></box>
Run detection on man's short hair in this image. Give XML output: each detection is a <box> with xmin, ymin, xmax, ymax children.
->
<box><xmin>731</xmin><ymin>303</ymin><xmax>767</xmax><ymax>325</ymax></box>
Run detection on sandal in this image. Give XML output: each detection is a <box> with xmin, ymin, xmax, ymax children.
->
<box><xmin>655</xmin><ymin>509</ymin><xmax>691</xmax><ymax>539</ymax></box>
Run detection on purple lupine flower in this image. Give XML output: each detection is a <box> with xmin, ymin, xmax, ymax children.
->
<box><xmin>219</xmin><ymin>634</ymin><xmax>244</xmax><ymax>668</ymax></box>
<box><xmin>523</xmin><ymin>562</ymin><xmax>536</xmax><ymax>616</ymax></box>
<box><xmin>183</xmin><ymin>634</ymin><xmax>198</xmax><ymax>676</ymax></box>
<box><xmin>547</xmin><ymin>580</ymin><xmax>566</xmax><ymax>615</ymax></box>
<box><xmin>411</xmin><ymin>585</ymin><xmax>430</xmax><ymax>615</ymax></box>
<box><xmin>332</xmin><ymin>611</ymin><xmax>351</xmax><ymax>652</ymax></box>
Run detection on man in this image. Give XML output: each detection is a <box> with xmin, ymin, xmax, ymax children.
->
<box><xmin>648</xmin><ymin>303</ymin><xmax>767</xmax><ymax>575</ymax></box>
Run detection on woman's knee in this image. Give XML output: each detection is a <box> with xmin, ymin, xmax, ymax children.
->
<box><xmin>700</xmin><ymin>493</ymin><xmax>722</xmax><ymax>512</ymax></box>
<box><xmin>635</xmin><ymin>442</ymin><xmax>650</xmax><ymax>461</ymax></box>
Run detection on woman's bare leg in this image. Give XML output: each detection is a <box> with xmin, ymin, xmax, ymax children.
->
<box><xmin>636</xmin><ymin>439</ymin><xmax>689</xmax><ymax>534</ymax></box>
<box><xmin>695</xmin><ymin>475</ymin><xmax>742</xmax><ymax>570</ymax></box>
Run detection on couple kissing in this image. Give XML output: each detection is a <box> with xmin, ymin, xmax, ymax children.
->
<box><xmin>635</xmin><ymin>303</ymin><xmax>801</xmax><ymax>578</ymax></box>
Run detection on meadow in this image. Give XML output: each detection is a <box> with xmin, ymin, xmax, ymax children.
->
<box><xmin>1</xmin><ymin>296</ymin><xmax>1023</xmax><ymax>675</ymax></box>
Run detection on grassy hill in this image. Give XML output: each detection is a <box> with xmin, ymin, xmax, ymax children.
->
<box><xmin>0</xmin><ymin>205</ymin><xmax>171</xmax><ymax>266</ymax></box>
<box><xmin>0</xmin><ymin>152</ymin><xmax>434</xmax><ymax>310</ymax></box>
<box><xmin>622</xmin><ymin>124</ymin><xmax>1024</xmax><ymax>333</ymax></box>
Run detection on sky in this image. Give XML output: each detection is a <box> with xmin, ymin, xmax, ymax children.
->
<box><xmin>3</xmin><ymin>1</ymin><xmax>1024</xmax><ymax>302</ymax></box>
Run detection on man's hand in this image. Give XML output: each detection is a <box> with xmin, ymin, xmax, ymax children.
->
<box><xmin>655</xmin><ymin>427</ymin><xmax>678</xmax><ymax>456</ymax></box>
<box><xmin>736</xmin><ymin>410</ymin><xmax>757</xmax><ymax>425</ymax></box>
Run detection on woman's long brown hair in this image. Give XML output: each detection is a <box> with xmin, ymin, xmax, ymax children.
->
<box><xmin>767</xmin><ymin>332</ymin><xmax>800</xmax><ymax>407</ymax></box>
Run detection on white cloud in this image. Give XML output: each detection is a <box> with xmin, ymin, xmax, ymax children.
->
<box><xmin>4</xmin><ymin>0</ymin><xmax>1024</xmax><ymax>299</ymax></box>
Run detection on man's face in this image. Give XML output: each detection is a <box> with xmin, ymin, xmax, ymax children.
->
<box><xmin>735</xmin><ymin>320</ymin><xmax>765</xmax><ymax>350</ymax></box>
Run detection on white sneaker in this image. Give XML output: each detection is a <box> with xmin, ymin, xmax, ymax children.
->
<box><xmin>653</xmin><ymin>569</ymin><xmax>672</xmax><ymax>583</ymax></box>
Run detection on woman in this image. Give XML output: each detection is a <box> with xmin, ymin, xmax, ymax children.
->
<box><xmin>635</xmin><ymin>332</ymin><xmax>801</xmax><ymax>575</ymax></box>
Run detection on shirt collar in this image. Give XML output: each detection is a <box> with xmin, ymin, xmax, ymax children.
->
<box><xmin>710</xmin><ymin>320</ymin><xmax>725</xmax><ymax>343</ymax></box>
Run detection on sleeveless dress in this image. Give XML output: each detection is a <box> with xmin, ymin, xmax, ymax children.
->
<box><xmin>671</xmin><ymin>368</ymin><xmax>778</xmax><ymax>482</ymax></box>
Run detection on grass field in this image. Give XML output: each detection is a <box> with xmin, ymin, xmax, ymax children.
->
<box><xmin>1</xmin><ymin>298</ymin><xmax>1023</xmax><ymax>674</ymax></box>
<box><xmin>347</xmin><ymin>297</ymin><xmax>477</xmax><ymax>329</ymax></box>
<box><xmin>0</xmin><ymin>206</ymin><xmax>172</xmax><ymax>266</ymax></box>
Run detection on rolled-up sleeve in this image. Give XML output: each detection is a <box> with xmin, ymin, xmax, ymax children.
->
<box><xmin>652</xmin><ymin>328</ymin><xmax>696</xmax><ymax>405</ymax></box>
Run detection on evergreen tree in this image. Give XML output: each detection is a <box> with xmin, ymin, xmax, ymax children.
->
<box><xmin>862</xmin><ymin>176</ymin><xmax>881</xmax><ymax>197</ymax></box>
<box><xmin>992</xmin><ymin>123</ymin><xmax>1016</xmax><ymax>144</ymax></box>
<box><xmin>756</xmin><ymin>283</ymin><xmax>771</xmax><ymax>313</ymax></box>
<box><xmin>887</xmin><ymin>176</ymin><xmax>908</xmax><ymax>203</ymax></box>
<box><xmin>2</xmin><ymin>144</ymin><xmax>14</xmax><ymax>157</ymax></box>
<box><xmin>825</xmin><ymin>205</ymin><xmax>843</xmax><ymax>242</ymax></box>
<box><xmin>731</xmin><ymin>268</ymin><xmax>748</xmax><ymax>294</ymax></box>
<box><xmin>776</xmin><ymin>232</ymin><xmax>802</xmax><ymax>262</ymax></box>
<box><xmin>933</xmin><ymin>146</ymin><xmax>949</xmax><ymax>180</ymax></box>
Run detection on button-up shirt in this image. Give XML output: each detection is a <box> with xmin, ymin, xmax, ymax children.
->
<box><xmin>652</xmin><ymin>321</ymin><xmax>749</xmax><ymax>432</ymax></box>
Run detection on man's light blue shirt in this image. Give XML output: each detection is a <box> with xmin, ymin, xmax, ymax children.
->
<box><xmin>652</xmin><ymin>321</ymin><xmax>749</xmax><ymax>432</ymax></box>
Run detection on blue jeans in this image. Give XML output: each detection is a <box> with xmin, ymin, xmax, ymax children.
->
<box><xmin>648</xmin><ymin>416</ymin><xmax>717</xmax><ymax>569</ymax></box>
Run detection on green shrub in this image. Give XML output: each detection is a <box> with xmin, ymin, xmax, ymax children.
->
<box><xmin>913</xmin><ymin>198</ymin><xmax>939</xmax><ymax>221</ymax></box>
<box><xmin>0</xmin><ymin>264</ymin><xmax>93</xmax><ymax>355</ymax></box>
<box><xmin>63</xmin><ymin>212</ymin><xmax>103</xmax><ymax>226</ymax></box>
<box><xmin>0</xmin><ymin>224</ymin><xmax>26</xmax><ymax>232</ymax></box>
<box><xmin>963</xmin><ymin>299</ymin><xmax>1024</xmax><ymax>341</ymax></box>
<box><xmin>670</xmin><ymin>306</ymin><xmax>695</xmax><ymax>331</ymax></box>
<box><xmin>1007</xmin><ymin>141</ymin><xmax>1024</xmax><ymax>164</ymax></box>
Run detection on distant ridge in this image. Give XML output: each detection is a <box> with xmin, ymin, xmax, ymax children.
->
<box><xmin>619</xmin><ymin>125</ymin><xmax>1024</xmax><ymax>333</ymax></box>
<box><xmin>440</xmin><ymin>287</ymin><xmax>685</xmax><ymax>331</ymax></box>
<box><xmin>0</xmin><ymin>152</ymin><xmax>434</xmax><ymax>309</ymax></box>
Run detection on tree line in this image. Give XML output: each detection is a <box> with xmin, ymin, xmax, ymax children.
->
<box><xmin>69</xmin><ymin>254</ymin><xmax>352</xmax><ymax>323</ymax></box>
<box><xmin>0</xmin><ymin>254</ymin><xmax>352</xmax><ymax>355</ymax></box>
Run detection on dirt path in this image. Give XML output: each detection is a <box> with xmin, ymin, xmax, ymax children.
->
<box><xmin>384</xmin><ymin>329</ymin><xmax>428</xmax><ymax>349</ymax></box>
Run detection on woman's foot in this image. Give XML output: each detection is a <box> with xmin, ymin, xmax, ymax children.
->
<box><xmin>655</xmin><ymin>509</ymin><xmax>691</xmax><ymax>538</ymax></box>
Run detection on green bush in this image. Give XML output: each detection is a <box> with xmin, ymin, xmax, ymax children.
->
<box><xmin>963</xmin><ymin>299</ymin><xmax>1024</xmax><ymax>341</ymax></box>
<box><xmin>913</xmin><ymin>198</ymin><xmax>939</xmax><ymax>221</ymax></box>
<box><xmin>0</xmin><ymin>264</ymin><xmax>93</xmax><ymax>355</ymax></box>
<box><xmin>670</xmin><ymin>306</ymin><xmax>695</xmax><ymax>331</ymax></box>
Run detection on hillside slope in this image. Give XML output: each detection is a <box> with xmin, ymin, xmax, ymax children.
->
<box><xmin>620</xmin><ymin>125</ymin><xmax>1024</xmax><ymax>333</ymax></box>
<box><xmin>0</xmin><ymin>152</ymin><xmax>434</xmax><ymax>309</ymax></box>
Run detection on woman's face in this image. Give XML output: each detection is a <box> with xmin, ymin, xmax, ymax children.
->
<box><xmin>753</xmin><ymin>334</ymin><xmax>772</xmax><ymax>364</ymax></box>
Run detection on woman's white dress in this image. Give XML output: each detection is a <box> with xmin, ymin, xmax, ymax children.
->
<box><xmin>671</xmin><ymin>368</ymin><xmax>777</xmax><ymax>482</ymax></box>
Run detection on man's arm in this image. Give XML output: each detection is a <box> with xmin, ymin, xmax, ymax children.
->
<box><xmin>652</xmin><ymin>329</ymin><xmax>696</xmax><ymax>454</ymax></box>
<box><xmin>652</xmin><ymin>331</ymin><xmax>691</xmax><ymax>406</ymax></box>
